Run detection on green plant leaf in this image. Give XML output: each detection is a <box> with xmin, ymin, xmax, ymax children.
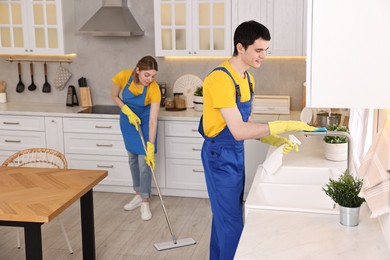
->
<box><xmin>322</xmin><ymin>169</ymin><xmax>365</xmax><ymax>207</ymax></box>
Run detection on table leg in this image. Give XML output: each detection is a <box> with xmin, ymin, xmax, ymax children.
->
<box><xmin>80</xmin><ymin>189</ymin><xmax>96</xmax><ymax>260</ymax></box>
<box><xmin>24</xmin><ymin>223</ymin><xmax>43</xmax><ymax>260</ymax></box>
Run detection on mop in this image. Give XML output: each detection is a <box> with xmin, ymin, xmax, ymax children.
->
<box><xmin>137</xmin><ymin>127</ymin><xmax>197</xmax><ymax>251</ymax></box>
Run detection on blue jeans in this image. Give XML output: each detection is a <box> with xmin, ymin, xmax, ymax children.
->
<box><xmin>128</xmin><ymin>152</ymin><xmax>152</xmax><ymax>198</ymax></box>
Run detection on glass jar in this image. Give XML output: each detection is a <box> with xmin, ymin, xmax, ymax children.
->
<box><xmin>165</xmin><ymin>98</ymin><xmax>174</xmax><ymax>109</ymax></box>
<box><xmin>174</xmin><ymin>93</ymin><xmax>186</xmax><ymax>109</ymax></box>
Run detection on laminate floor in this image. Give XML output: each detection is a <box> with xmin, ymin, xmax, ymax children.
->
<box><xmin>0</xmin><ymin>192</ymin><xmax>212</xmax><ymax>260</ymax></box>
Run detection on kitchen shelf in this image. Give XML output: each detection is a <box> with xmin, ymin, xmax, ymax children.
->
<box><xmin>1</xmin><ymin>54</ymin><xmax>76</xmax><ymax>64</ymax></box>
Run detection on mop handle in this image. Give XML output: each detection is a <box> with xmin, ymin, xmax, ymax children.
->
<box><xmin>138</xmin><ymin>127</ymin><xmax>178</xmax><ymax>244</ymax></box>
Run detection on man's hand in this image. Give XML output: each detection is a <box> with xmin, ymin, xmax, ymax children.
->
<box><xmin>268</xmin><ymin>121</ymin><xmax>317</xmax><ymax>135</ymax></box>
<box><xmin>260</xmin><ymin>134</ymin><xmax>298</xmax><ymax>154</ymax></box>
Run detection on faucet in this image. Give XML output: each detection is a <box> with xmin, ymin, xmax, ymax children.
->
<box><xmin>303</xmin><ymin>131</ymin><xmax>353</xmax><ymax>174</ymax></box>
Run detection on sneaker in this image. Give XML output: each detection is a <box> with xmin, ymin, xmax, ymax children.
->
<box><xmin>123</xmin><ymin>195</ymin><xmax>142</xmax><ymax>211</ymax></box>
<box><xmin>140</xmin><ymin>202</ymin><xmax>152</xmax><ymax>221</ymax></box>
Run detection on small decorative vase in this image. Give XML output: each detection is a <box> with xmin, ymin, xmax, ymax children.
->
<box><xmin>193</xmin><ymin>96</ymin><xmax>203</xmax><ymax>112</ymax></box>
<box><xmin>0</xmin><ymin>92</ymin><xmax>7</xmax><ymax>103</ymax></box>
<box><xmin>339</xmin><ymin>206</ymin><xmax>360</xmax><ymax>226</ymax></box>
<box><xmin>324</xmin><ymin>142</ymin><xmax>347</xmax><ymax>161</ymax></box>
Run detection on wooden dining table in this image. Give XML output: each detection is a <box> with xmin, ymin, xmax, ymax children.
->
<box><xmin>0</xmin><ymin>166</ymin><xmax>107</xmax><ymax>260</ymax></box>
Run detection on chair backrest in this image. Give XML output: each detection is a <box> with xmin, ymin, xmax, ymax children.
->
<box><xmin>1</xmin><ymin>148</ymin><xmax>68</xmax><ymax>169</ymax></box>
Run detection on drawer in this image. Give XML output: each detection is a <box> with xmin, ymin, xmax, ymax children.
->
<box><xmin>166</xmin><ymin>158</ymin><xmax>206</xmax><ymax>191</ymax></box>
<box><xmin>66</xmin><ymin>154</ymin><xmax>132</xmax><ymax>186</ymax></box>
<box><xmin>64</xmin><ymin>133</ymin><xmax>127</xmax><ymax>156</ymax></box>
<box><xmin>63</xmin><ymin>118</ymin><xmax>121</xmax><ymax>134</ymax></box>
<box><xmin>165</xmin><ymin>137</ymin><xmax>202</xmax><ymax>159</ymax></box>
<box><xmin>165</xmin><ymin>121</ymin><xmax>201</xmax><ymax>138</ymax></box>
<box><xmin>0</xmin><ymin>115</ymin><xmax>45</xmax><ymax>131</ymax></box>
<box><xmin>0</xmin><ymin>130</ymin><xmax>46</xmax><ymax>151</ymax></box>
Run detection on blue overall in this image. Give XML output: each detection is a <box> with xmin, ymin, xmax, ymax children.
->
<box><xmin>199</xmin><ymin>68</ymin><xmax>253</xmax><ymax>260</ymax></box>
<box><xmin>120</xmin><ymin>76</ymin><xmax>154</xmax><ymax>154</ymax></box>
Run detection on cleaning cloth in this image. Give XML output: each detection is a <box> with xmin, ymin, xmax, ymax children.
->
<box><xmin>262</xmin><ymin>135</ymin><xmax>301</xmax><ymax>175</ymax></box>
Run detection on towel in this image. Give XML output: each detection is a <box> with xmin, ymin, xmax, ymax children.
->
<box><xmin>53</xmin><ymin>65</ymin><xmax>72</xmax><ymax>91</ymax></box>
<box><xmin>358</xmin><ymin>117</ymin><xmax>390</xmax><ymax>218</ymax></box>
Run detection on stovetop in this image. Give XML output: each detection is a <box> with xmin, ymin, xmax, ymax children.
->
<box><xmin>78</xmin><ymin>105</ymin><xmax>120</xmax><ymax>115</ymax></box>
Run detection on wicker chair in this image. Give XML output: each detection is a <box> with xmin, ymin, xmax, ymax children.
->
<box><xmin>1</xmin><ymin>148</ymin><xmax>73</xmax><ymax>254</ymax></box>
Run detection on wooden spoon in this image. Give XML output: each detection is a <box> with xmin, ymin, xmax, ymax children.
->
<box><xmin>16</xmin><ymin>62</ymin><xmax>25</xmax><ymax>93</ymax></box>
<box><xmin>28</xmin><ymin>63</ymin><xmax>37</xmax><ymax>91</ymax></box>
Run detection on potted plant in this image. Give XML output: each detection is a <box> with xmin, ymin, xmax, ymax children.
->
<box><xmin>193</xmin><ymin>86</ymin><xmax>203</xmax><ymax>112</ymax></box>
<box><xmin>323</xmin><ymin>124</ymin><xmax>349</xmax><ymax>161</ymax></box>
<box><xmin>323</xmin><ymin>170</ymin><xmax>365</xmax><ymax>226</ymax></box>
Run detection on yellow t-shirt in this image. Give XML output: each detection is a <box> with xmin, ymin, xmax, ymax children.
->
<box><xmin>112</xmin><ymin>69</ymin><xmax>161</xmax><ymax>105</ymax></box>
<box><xmin>202</xmin><ymin>61</ymin><xmax>255</xmax><ymax>137</ymax></box>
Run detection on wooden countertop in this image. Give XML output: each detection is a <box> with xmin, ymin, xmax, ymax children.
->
<box><xmin>0</xmin><ymin>166</ymin><xmax>107</xmax><ymax>222</ymax></box>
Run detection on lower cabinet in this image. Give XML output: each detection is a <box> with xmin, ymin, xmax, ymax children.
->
<box><xmin>163</xmin><ymin>120</ymin><xmax>269</xmax><ymax>198</ymax></box>
<box><xmin>0</xmin><ymin>115</ymin><xmax>46</xmax><ymax>163</ymax></box>
<box><xmin>63</xmin><ymin>117</ymin><xmax>165</xmax><ymax>193</ymax></box>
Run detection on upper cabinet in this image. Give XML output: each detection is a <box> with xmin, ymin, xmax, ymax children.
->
<box><xmin>232</xmin><ymin>0</ymin><xmax>306</xmax><ymax>56</ymax></box>
<box><xmin>306</xmin><ymin>0</ymin><xmax>390</xmax><ymax>109</ymax></box>
<box><xmin>0</xmin><ymin>0</ymin><xmax>75</xmax><ymax>55</ymax></box>
<box><xmin>154</xmin><ymin>0</ymin><xmax>232</xmax><ymax>57</ymax></box>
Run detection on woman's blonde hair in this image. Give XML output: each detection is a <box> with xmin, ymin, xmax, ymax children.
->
<box><xmin>132</xmin><ymin>56</ymin><xmax>158</xmax><ymax>84</ymax></box>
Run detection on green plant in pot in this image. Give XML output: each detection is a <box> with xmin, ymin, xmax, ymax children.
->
<box><xmin>323</xmin><ymin>124</ymin><xmax>349</xmax><ymax>161</ymax></box>
<box><xmin>193</xmin><ymin>86</ymin><xmax>203</xmax><ymax>111</ymax></box>
<box><xmin>323</xmin><ymin>170</ymin><xmax>365</xmax><ymax>226</ymax></box>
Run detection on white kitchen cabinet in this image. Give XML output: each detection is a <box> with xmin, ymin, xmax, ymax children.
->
<box><xmin>164</xmin><ymin>120</ymin><xmax>207</xmax><ymax>196</ymax></box>
<box><xmin>0</xmin><ymin>0</ymin><xmax>75</xmax><ymax>54</ymax></box>
<box><xmin>154</xmin><ymin>0</ymin><xmax>232</xmax><ymax>56</ymax></box>
<box><xmin>63</xmin><ymin>117</ymin><xmax>165</xmax><ymax>193</ymax></box>
<box><xmin>163</xmin><ymin>120</ymin><xmax>268</xmax><ymax>198</ymax></box>
<box><xmin>306</xmin><ymin>0</ymin><xmax>390</xmax><ymax>109</ymax></box>
<box><xmin>0</xmin><ymin>115</ymin><xmax>46</xmax><ymax>163</ymax></box>
<box><xmin>232</xmin><ymin>0</ymin><xmax>305</xmax><ymax>56</ymax></box>
<box><xmin>44</xmin><ymin>116</ymin><xmax>64</xmax><ymax>153</ymax></box>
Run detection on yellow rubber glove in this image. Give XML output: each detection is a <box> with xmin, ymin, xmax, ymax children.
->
<box><xmin>268</xmin><ymin>121</ymin><xmax>317</xmax><ymax>135</ymax></box>
<box><xmin>121</xmin><ymin>105</ymin><xmax>141</xmax><ymax>131</ymax></box>
<box><xmin>145</xmin><ymin>141</ymin><xmax>155</xmax><ymax>170</ymax></box>
<box><xmin>260</xmin><ymin>134</ymin><xmax>298</xmax><ymax>154</ymax></box>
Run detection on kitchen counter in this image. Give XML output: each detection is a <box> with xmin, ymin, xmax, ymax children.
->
<box><xmin>236</xmin><ymin>205</ymin><xmax>390</xmax><ymax>260</ymax></box>
<box><xmin>235</xmin><ymin>132</ymin><xmax>390</xmax><ymax>259</ymax></box>
<box><xmin>0</xmin><ymin>102</ymin><xmax>299</xmax><ymax>122</ymax></box>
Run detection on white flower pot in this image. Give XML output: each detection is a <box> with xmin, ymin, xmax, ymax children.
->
<box><xmin>324</xmin><ymin>142</ymin><xmax>347</xmax><ymax>161</ymax></box>
<box><xmin>193</xmin><ymin>96</ymin><xmax>203</xmax><ymax>112</ymax></box>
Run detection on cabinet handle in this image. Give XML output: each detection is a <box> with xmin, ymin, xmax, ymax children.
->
<box><xmin>3</xmin><ymin>122</ymin><xmax>20</xmax><ymax>125</ymax></box>
<box><xmin>96</xmin><ymin>144</ymin><xmax>113</xmax><ymax>147</ymax></box>
<box><xmin>191</xmin><ymin>129</ymin><xmax>198</xmax><ymax>132</ymax></box>
<box><xmin>192</xmin><ymin>148</ymin><xmax>201</xmax><ymax>151</ymax></box>
<box><xmin>95</xmin><ymin>125</ymin><xmax>112</xmax><ymax>129</ymax></box>
<box><xmin>192</xmin><ymin>169</ymin><xmax>204</xmax><ymax>173</ymax></box>
<box><xmin>97</xmin><ymin>164</ymin><xmax>114</xmax><ymax>168</ymax></box>
<box><xmin>5</xmin><ymin>140</ymin><xmax>21</xmax><ymax>143</ymax></box>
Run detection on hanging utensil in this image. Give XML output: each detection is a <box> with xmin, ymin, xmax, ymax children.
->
<box><xmin>42</xmin><ymin>63</ymin><xmax>51</xmax><ymax>93</ymax></box>
<box><xmin>28</xmin><ymin>62</ymin><xmax>37</xmax><ymax>91</ymax></box>
<box><xmin>16</xmin><ymin>62</ymin><xmax>25</xmax><ymax>93</ymax></box>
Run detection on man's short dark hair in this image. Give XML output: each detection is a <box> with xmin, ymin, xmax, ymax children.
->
<box><xmin>233</xmin><ymin>20</ymin><xmax>271</xmax><ymax>56</ymax></box>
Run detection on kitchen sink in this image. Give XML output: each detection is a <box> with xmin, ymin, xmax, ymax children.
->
<box><xmin>245</xmin><ymin>166</ymin><xmax>342</xmax><ymax>216</ymax></box>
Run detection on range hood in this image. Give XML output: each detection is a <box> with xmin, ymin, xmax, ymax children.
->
<box><xmin>78</xmin><ymin>0</ymin><xmax>144</xmax><ymax>37</ymax></box>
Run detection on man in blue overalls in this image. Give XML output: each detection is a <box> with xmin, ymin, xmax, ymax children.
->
<box><xmin>198</xmin><ymin>21</ymin><xmax>317</xmax><ymax>259</ymax></box>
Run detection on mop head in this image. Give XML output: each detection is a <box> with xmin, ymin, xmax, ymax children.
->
<box><xmin>154</xmin><ymin>237</ymin><xmax>196</xmax><ymax>251</ymax></box>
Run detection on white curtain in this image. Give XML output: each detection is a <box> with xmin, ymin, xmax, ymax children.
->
<box><xmin>348</xmin><ymin>108</ymin><xmax>374</xmax><ymax>175</ymax></box>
